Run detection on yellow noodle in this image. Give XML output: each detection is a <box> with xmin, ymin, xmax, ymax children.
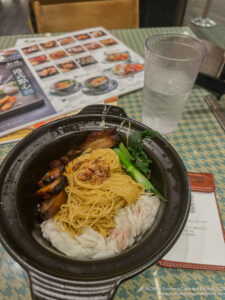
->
<box><xmin>54</xmin><ymin>148</ymin><xmax>145</xmax><ymax>238</ymax></box>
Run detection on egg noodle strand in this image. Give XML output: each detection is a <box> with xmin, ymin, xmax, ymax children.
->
<box><xmin>54</xmin><ymin>148</ymin><xmax>145</xmax><ymax>238</ymax></box>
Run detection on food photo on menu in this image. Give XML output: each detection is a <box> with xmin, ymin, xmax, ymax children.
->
<box><xmin>49</xmin><ymin>50</ymin><xmax>68</xmax><ymax>60</ymax></box>
<box><xmin>74</xmin><ymin>33</ymin><xmax>91</xmax><ymax>41</ymax></box>
<box><xmin>49</xmin><ymin>78</ymin><xmax>82</xmax><ymax>97</ymax></box>
<box><xmin>57</xmin><ymin>60</ymin><xmax>79</xmax><ymax>73</ymax></box>
<box><xmin>89</xmin><ymin>29</ymin><xmax>106</xmax><ymax>38</ymax></box>
<box><xmin>66</xmin><ymin>45</ymin><xmax>86</xmax><ymax>55</ymax></box>
<box><xmin>111</xmin><ymin>63</ymin><xmax>144</xmax><ymax>78</ymax></box>
<box><xmin>28</xmin><ymin>54</ymin><xmax>49</xmax><ymax>66</ymax></box>
<box><xmin>105</xmin><ymin>51</ymin><xmax>130</xmax><ymax>62</ymax></box>
<box><xmin>0</xmin><ymin>49</ymin><xmax>21</xmax><ymax>62</ymax></box>
<box><xmin>83</xmin><ymin>42</ymin><xmax>103</xmax><ymax>51</ymax></box>
<box><xmin>75</xmin><ymin>55</ymin><xmax>98</xmax><ymax>67</ymax></box>
<box><xmin>57</xmin><ymin>36</ymin><xmax>76</xmax><ymax>46</ymax></box>
<box><xmin>22</xmin><ymin>44</ymin><xmax>40</xmax><ymax>55</ymax></box>
<box><xmin>82</xmin><ymin>75</ymin><xmax>118</xmax><ymax>96</ymax></box>
<box><xmin>40</xmin><ymin>40</ymin><xmax>59</xmax><ymax>50</ymax></box>
<box><xmin>100</xmin><ymin>38</ymin><xmax>118</xmax><ymax>46</ymax></box>
<box><xmin>0</xmin><ymin>49</ymin><xmax>56</xmax><ymax>137</ymax></box>
<box><xmin>36</xmin><ymin>66</ymin><xmax>59</xmax><ymax>79</ymax></box>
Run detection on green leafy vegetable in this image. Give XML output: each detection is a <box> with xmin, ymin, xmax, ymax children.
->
<box><xmin>127</xmin><ymin>129</ymin><xmax>160</xmax><ymax>176</ymax></box>
<box><xmin>114</xmin><ymin>141</ymin><xmax>166</xmax><ymax>202</ymax></box>
<box><xmin>114</xmin><ymin>148</ymin><xmax>152</xmax><ymax>189</ymax></box>
<box><xmin>128</xmin><ymin>129</ymin><xmax>160</xmax><ymax>148</ymax></box>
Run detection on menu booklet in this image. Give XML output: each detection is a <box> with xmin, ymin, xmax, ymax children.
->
<box><xmin>159</xmin><ymin>173</ymin><xmax>225</xmax><ymax>271</ymax></box>
<box><xmin>0</xmin><ymin>27</ymin><xmax>144</xmax><ymax>143</ymax></box>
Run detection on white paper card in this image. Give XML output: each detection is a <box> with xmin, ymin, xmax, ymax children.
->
<box><xmin>163</xmin><ymin>191</ymin><xmax>225</xmax><ymax>266</ymax></box>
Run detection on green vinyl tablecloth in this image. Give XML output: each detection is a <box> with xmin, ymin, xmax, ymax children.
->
<box><xmin>0</xmin><ymin>27</ymin><xmax>224</xmax><ymax>300</ymax></box>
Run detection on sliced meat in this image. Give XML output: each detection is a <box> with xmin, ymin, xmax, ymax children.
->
<box><xmin>66</xmin><ymin>149</ymin><xmax>81</xmax><ymax>159</ymax></box>
<box><xmin>60</xmin><ymin>156</ymin><xmax>70</xmax><ymax>166</ymax></box>
<box><xmin>36</xmin><ymin>175</ymin><xmax>68</xmax><ymax>199</ymax></box>
<box><xmin>80</xmin><ymin>127</ymin><xmax>120</xmax><ymax>151</ymax></box>
<box><xmin>49</xmin><ymin>160</ymin><xmax>61</xmax><ymax>170</ymax></box>
<box><xmin>38</xmin><ymin>165</ymin><xmax>65</xmax><ymax>187</ymax></box>
<box><xmin>38</xmin><ymin>191</ymin><xmax>67</xmax><ymax>219</ymax></box>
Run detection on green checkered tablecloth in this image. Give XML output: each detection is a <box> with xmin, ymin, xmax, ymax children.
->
<box><xmin>0</xmin><ymin>27</ymin><xmax>224</xmax><ymax>300</ymax></box>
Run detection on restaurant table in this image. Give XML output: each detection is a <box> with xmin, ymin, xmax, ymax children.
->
<box><xmin>0</xmin><ymin>26</ymin><xmax>224</xmax><ymax>300</ymax></box>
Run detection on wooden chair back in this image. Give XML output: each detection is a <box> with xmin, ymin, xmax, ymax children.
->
<box><xmin>31</xmin><ymin>0</ymin><xmax>139</xmax><ymax>33</ymax></box>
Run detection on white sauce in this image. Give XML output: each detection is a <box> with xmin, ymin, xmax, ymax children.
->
<box><xmin>41</xmin><ymin>195</ymin><xmax>160</xmax><ymax>259</ymax></box>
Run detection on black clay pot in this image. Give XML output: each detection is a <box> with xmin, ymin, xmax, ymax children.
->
<box><xmin>0</xmin><ymin>105</ymin><xmax>191</xmax><ymax>300</ymax></box>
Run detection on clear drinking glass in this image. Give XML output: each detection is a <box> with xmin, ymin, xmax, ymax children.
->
<box><xmin>142</xmin><ymin>34</ymin><xmax>207</xmax><ymax>135</ymax></box>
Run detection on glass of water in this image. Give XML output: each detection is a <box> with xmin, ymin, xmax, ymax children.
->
<box><xmin>142</xmin><ymin>34</ymin><xmax>207</xmax><ymax>135</ymax></box>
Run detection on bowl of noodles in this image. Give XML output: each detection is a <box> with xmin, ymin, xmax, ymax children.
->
<box><xmin>0</xmin><ymin>105</ymin><xmax>191</xmax><ymax>299</ymax></box>
<box><xmin>84</xmin><ymin>76</ymin><xmax>109</xmax><ymax>91</ymax></box>
<box><xmin>53</xmin><ymin>79</ymin><xmax>76</xmax><ymax>92</ymax></box>
<box><xmin>49</xmin><ymin>79</ymin><xmax>81</xmax><ymax>96</ymax></box>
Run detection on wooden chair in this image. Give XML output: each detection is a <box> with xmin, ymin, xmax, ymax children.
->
<box><xmin>29</xmin><ymin>0</ymin><xmax>139</xmax><ymax>33</ymax></box>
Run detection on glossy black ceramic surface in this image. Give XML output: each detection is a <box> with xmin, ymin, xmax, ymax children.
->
<box><xmin>0</xmin><ymin>105</ymin><xmax>191</xmax><ymax>299</ymax></box>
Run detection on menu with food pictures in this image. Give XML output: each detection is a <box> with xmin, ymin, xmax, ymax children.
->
<box><xmin>0</xmin><ymin>27</ymin><xmax>144</xmax><ymax>141</ymax></box>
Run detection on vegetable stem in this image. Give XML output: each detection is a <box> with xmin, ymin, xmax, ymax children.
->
<box><xmin>119</xmin><ymin>142</ymin><xmax>133</xmax><ymax>161</ymax></box>
<box><xmin>113</xmin><ymin>147</ymin><xmax>166</xmax><ymax>202</ymax></box>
